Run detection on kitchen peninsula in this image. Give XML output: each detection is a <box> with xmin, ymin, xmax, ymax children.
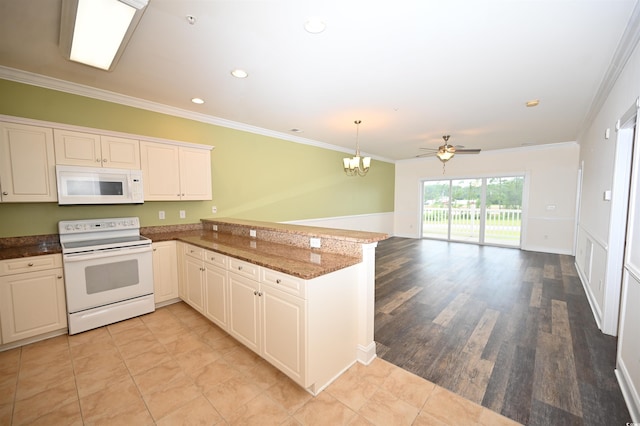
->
<box><xmin>144</xmin><ymin>218</ymin><xmax>388</xmax><ymax>394</ymax></box>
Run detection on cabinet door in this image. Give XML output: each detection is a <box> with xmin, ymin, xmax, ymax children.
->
<box><xmin>204</xmin><ymin>265</ymin><xmax>228</xmax><ymax>329</ymax></box>
<box><xmin>53</xmin><ymin>129</ymin><xmax>102</xmax><ymax>166</ymax></box>
<box><xmin>261</xmin><ymin>285</ymin><xmax>306</xmax><ymax>384</ymax></box>
<box><xmin>152</xmin><ymin>241</ymin><xmax>179</xmax><ymax>304</ymax></box>
<box><xmin>176</xmin><ymin>242</ymin><xmax>187</xmax><ymax>300</ymax></box>
<box><xmin>0</xmin><ymin>268</ymin><xmax>67</xmax><ymax>343</ymax></box>
<box><xmin>140</xmin><ymin>141</ymin><xmax>181</xmax><ymax>200</ymax></box>
<box><xmin>0</xmin><ymin>122</ymin><xmax>57</xmax><ymax>202</ymax></box>
<box><xmin>179</xmin><ymin>146</ymin><xmax>212</xmax><ymax>200</ymax></box>
<box><xmin>101</xmin><ymin>136</ymin><xmax>140</xmax><ymax>169</ymax></box>
<box><xmin>228</xmin><ymin>273</ymin><xmax>260</xmax><ymax>353</ymax></box>
<box><xmin>184</xmin><ymin>255</ymin><xmax>205</xmax><ymax>313</ymax></box>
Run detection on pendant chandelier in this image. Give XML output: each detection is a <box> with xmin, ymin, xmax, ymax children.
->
<box><xmin>343</xmin><ymin>120</ymin><xmax>371</xmax><ymax>177</ymax></box>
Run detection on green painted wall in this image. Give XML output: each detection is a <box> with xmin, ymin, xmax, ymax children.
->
<box><xmin>0</xmin><ymin>79</ymin><xmax>395</xmax><ymax>237</ymax></box>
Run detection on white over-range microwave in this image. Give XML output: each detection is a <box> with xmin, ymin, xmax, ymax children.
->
<box><xmin>56</xmin><ymin>165</ymin><xmax>144</xmax><ymax>205</ymax></box>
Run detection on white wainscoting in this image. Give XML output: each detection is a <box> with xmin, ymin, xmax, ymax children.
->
<box><xmin>284</xmin><ymin>212</ymin><xmax>394</xmax><ymax>235</ymax></box>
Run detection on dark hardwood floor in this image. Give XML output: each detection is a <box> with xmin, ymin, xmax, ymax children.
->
<box><xmin>374</xmin><ymin>237</ymin><xmax>631</xmax><ymax>425</ymax></box>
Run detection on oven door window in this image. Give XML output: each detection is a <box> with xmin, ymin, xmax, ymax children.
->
<box><xmin>85</xmin><ymin>259</ymin><xmax>139</xmax><ymax>294</ymax></box>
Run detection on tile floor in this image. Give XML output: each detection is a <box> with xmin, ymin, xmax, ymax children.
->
<box><xmin>0</xmin><ymin>302</ymin><xmax>521</xmax><ymax>425</ymax></box>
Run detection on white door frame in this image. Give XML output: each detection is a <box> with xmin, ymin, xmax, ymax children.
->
<box><xmin>603</xmin><ymin>99</ymin><xmax>638</xmax><ymax>335</ymax></box>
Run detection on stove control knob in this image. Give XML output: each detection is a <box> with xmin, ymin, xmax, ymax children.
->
<box><xmin>66</xmin><ymin>225</ymin><xmax>74</xmax><ymax>231</ymax></box>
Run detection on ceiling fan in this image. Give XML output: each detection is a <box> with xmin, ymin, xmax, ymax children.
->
<box><xmin>417</xmin><ymin>135</ymin><xmax>481</xmax><ymax>173</ymax></box>
<box><xmin>417</xmin><ymin>135</ymin><xmax>481</xmax><ymax>161</ymax></box>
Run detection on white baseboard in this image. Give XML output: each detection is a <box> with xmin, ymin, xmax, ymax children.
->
<box><xmin>616</xmin><ymin>362</ymin><xmax>640</xmax><ymax>422</ymax></box>
<box><xmin>357</xmin><ymin>342</ymin><xmax>377</xmax><ymax>365</ymax></box>
<box><xmin>574</xmin><ymin>261</ymin><xmax>603</xmax><ymax>331</ymax></box>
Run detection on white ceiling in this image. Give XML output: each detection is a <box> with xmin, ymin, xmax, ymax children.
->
<box><xmin>0</xmin><ymin>0</ymin><xmax>638</xmax><ymax>161</ymax></box>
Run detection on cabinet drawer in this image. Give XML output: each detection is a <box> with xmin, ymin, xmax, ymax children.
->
<box><xmin>0</xmin><ymin>254</ymin><xmax>62</xmax><ymax>276</ymax></box>
<box><xmin>261</xmin><ymin>268</ymin><xmax>305</xmax><ymax>298</ymax></box>
<box><xmin>228</xmin><ymin>258</ymin><xmax>260</xmax><ymax>280</ymax></box>
<box><xmin>204</xmin><ymin>250</ymin><xmax>227</xmax><ymax>268</ymax></box>
<box><xmin>185</xmin><ymin>245</ymin><xmax>204</xmax><ymax>260</ymax></box>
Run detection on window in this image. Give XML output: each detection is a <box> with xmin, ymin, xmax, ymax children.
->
<box><xmin>422</xmin><ymin>176</ymin><xmax>524</xmax><ymax>247</ymax></box>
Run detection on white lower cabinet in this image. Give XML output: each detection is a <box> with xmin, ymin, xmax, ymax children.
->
<box><xmin>152</xmin><ymin>241</ymin><xmax>179</xmax><ymax>305</ymax></box>
<box><xmin>181</xmin><ymin>243</ymin><xmax>358</xmax><ymax>394</ymax></box>
<box><xmin>0</xmin><ymin>254</ymin><xmax>67</xmax><ymax>344</ymax></box>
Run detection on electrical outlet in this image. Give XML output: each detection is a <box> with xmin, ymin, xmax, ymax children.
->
<box><xmin>310</xmin><ymin>237</ymin><xmax>321</xmax><ymax>248</ymax></box>
<box><xmin>159</xmin><ymin>211</ymin><xmax>165</xmax><ymax>220</ymax></box>
<box><xmin>250</xmin><ymin>229</ymin><xmax>257</xmax><ymax>238</ymax></box>
<box><xmin>212</xmin><ymin>206</ymin><xmax>217</xmax><ymax>214</ymax></box>
<box><xmin>179</xmin><ymin>210</ymin><xmax>186</xmax><ymax>219</ymax></box>
<box><xmin>212</xmin><ymin>224</ymin><xmax>218</xmax><ymax>231</ymax></box>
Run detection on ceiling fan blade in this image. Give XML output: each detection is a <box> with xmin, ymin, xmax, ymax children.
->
<box><xmin>455</xmin><ymin>149</ymin><xmax>481</xmax><ymax>154</ymax></box>
<box><xmin>415</xmin><ymin>152</ymin><xmax>436</xmax><ymax>158</ymax></box>
<box><xmin>419</xmin><ymin>147</ymin><xmax>438</xmax><ymax>151</ymax></box>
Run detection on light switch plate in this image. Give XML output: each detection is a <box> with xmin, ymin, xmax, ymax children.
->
<box><xmin>250</xmin><ymin>229</ymin><xmax>256</xmax><ymax>238</ymax></box>
<box><xmin>310</xmin><ymin>237</ymin><xmax>321</xmax><ymax>248</ymax></box>
<box><xmin>179</xmin><ymin>210</ymin><xmax>186</xmax><ymax>219</ymax></box>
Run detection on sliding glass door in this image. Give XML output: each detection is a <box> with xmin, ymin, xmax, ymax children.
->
<box><xmin>422</xmin><ymin>175</ymin><xmax>523</xmax><ymax>247</ymax></box>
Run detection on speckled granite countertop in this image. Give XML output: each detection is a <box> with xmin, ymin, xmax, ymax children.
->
<box><xmin>0</xmin><ymin>219</ymin><xmax>388</xmax><ymax>279</ymax></box>
<box><xmin>0</xmin><ymin>235</ymin><xmax>61</xmax><ymax>260</ymax></box>
<box><xmin>143</xmin><ymin>229</ymin><xmax>363</xmax><ymax>280</ymax></box>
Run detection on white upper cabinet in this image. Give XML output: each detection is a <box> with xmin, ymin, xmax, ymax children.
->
<box><xmin>140</xmin><ymin>141</ymin><xmax>212</xmax><ymax>201</ymax></box>
<box><xmin>0</xmin><ymin>122</ymin><xmax>57</xmax><ymax>202</ymax></box>
<box><xmin>54</xmin><ymin>129</ymin><xmax>140</xmax><ymax>169</ymax></box>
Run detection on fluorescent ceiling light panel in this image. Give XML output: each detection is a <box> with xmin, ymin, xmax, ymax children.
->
<box><xmin>60</xmin><ymin>0</ymin><xmax>148</xmax><ymax>71</ymax></box>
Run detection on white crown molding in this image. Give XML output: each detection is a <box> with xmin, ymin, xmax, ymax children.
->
<box><xmin>580</xmin><ymin>2</ymin><xmax>640</xmax><ymax>136</ymax></box>
<box><xmin>0</xmin><ymin>66</ymin><xmax>395</xmax><ymax>163</ymax></box>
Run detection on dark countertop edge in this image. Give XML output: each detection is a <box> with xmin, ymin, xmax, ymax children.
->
<box><xmin>201</xmin><ymin>218</ymin><xmax>389</xmax><ymax>243</ymax></box>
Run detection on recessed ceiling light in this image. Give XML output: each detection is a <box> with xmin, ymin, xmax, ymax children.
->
<box><xmin>231</xmin><ymin>69</ymin><xmax>248</xmax><ymax>78</ymax></box>
<box><xmin>304</xmin><ymin>18</ymin><xmax>326</xmax><ymax>34</ymax></box>
<box><xmin>191</xmin><ymin>97</ymin><xmax>204</xmax><ymax>104</ymax></box>
<box><xmin>525</xmin><ymin>99</ymin><xmax>540</xmax><ymax>107</ymax></box>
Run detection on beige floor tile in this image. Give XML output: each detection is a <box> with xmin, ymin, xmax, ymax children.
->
<box><xmin>189</xmin><ymin>357</ymin><xmax>240</xmax><ymax>393</ymax></box>
<box><xmin>347</xmin><ymin>414</ymin><xmax>376</xmax><ymax>425</ymax></box>
<box><xmin>15</xmin><ymin>360</ymin><xmax>75</xmax><ymax>401</ymax></box>
<box><xmin>412</xmin><ymin>410</ymin><xmax>449</xmax><ymax>426</ymax></box>
<box><xmin>12</xmin><ymin>378</ymin><xmax>78</xmax><ymax>425</ymax></box>
<box><xmin>79</xmin><ymin>374</ymin><xmax>151</xmax><ymax>424</ymax></box>
<box><xmin>198</xmin><ymin>324</ymin><xmax>229</xmax><ymax>344</ymax></box>
<box><xmin>204</xmin><ymin>376</ymin><xmax>263</xmax><ymax>420</ymax></box>
<box><xmin>67</xmin><ymin>327</ymin><xmax>111</xmax><ymax>347</ymax></box>
<box><xmin>0</xmin><ymin>348</ymin><xmax>21</xmax><ymax>377</ymax></box>
<box><xmin>358</xmin><ymin>388</ymin><xmax>419</xmax><ymax>426</ymax></box>
<box><xmin>0</xmin><ymin>403</ymin><xmax>13</xmax><ymax>426</ymax></box>
<box><xmin>206</xmin><ymin>334</ymin><xmax>240</xmax><ymax>354</ymax></box>
<box><xmin>327</xmin><ymin>367</ymin><xmax>379</xmax><ymax>412</ymax></box>
<box><xmin>124</xmin><ymin>344</ymin><xmax>173</xmax><ymax>376</ymax></box>
<box><xmin>26</xmin><ymin>399</ymin><xmax>83</xmax><ymax>426</ymax></box>
<box><xmin>117</xmin><ymin>334</ymin><xmax>165</xmax><ymax>360</ymax></box>
<box><xmin>133</xmin><ymin>359</ymin><xmax>186</xmax><ymax>396</ymax></box>
<box><xmin>156</xmin><ymin>395</ymin><xmax>224</xmax><ymax>426</ymax></box>
<box><xmin>421</xmin><ymin>385</ymin><xmax>484</xmax><ymax>425</ymax></box>
<box><xmin>242</xmin><ymin>358</ymin><xmax>286</xmax><ymax>390</ymax></box>
<box><xmin>294</xmin><ymin>391</ymin><xmax>358</xmax><ymax>425</ymax></box>
<box><xmin>74</xmin><ymin>356</ymin><xmax>131</xmax><ymax>398</ymax></box>
<box><xmin>69</xmin><ymin>338</ymin><xmax>119</xmax><ymax>361</ymax></box>
<box><xmin>164</xmin><ymin>332</ymin><xmax>209</xmax><ymax>356</ymax></box>
<box><xmin>174</xmin><ymin>344</ymin><xmax>223</xmax><ymax>375</ymax></box>
<box><xmin>149</xmin><ymin>321</ymin><xmax>191</xmax><ymax>344</ymax></box>
<box><xmin>143</xmin><ymin>374</ymin><xmax>202</xmax><ymax>421</ymax></box>
<box><xmin>351</xmin><ymin>358</ymin><xmax>395</xmax><ymax>387</ymax></box>
<box><xmin>264</xmin><ymin>377</ymin><xmax>313</xmax><ymax>414</ymax></box>
<box><xmin>222</xmin><ymin>345</ymin><xmax>261</xmax><ymax>371</ymax></box>
<box><xmin>0</xmin><ymin>376</ymin><xmax>17</xmax><ymax>406</ymax></box>
<box><xmin>227</xmin><ymin>393</ymin><xmax>290</xmax><ymax>425</ymax></box>
<box><xmin>18</xmin><ymin>348</ymin><xmax>72</xmax><ymax>379</ymax></box>
<box><xmin>380</xmin><ymin>367</ymin><xmax>436</xmax><ymax>409</ymax></box>
<box><xmin>20</xmin><ymin>334</ymin><xmax>69</xmax><ymax>362</ymax></box>
<box><xmin>109</xmin><ymin>322</ymin><xmax>153</xmax><ymax>346</ymax></box>
<box><xmin>106</xmin><ymin>316</ymin><xmax>145</xmax><ymax>335</ymax></box>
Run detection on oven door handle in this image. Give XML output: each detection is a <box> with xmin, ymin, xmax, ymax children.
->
<box><xmin>63</xmin><ymin>245</ymin><xmax>152</xmax><ymax>262</ymax></box>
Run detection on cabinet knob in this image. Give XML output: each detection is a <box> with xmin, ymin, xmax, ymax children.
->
<box><xmin>153</xmin><ymin>248</ymin><xmax>157</xmax><ymax>252</ymax></box>
<box><xmin>258</xmin><ymin>291</ymin><xmax>263</xmax><ymax>297</ymax></box>
<box><xmin>276</xmin><ymin>279</ymin><xmax>281</xmax><ymax>284</ymax></box>
<box><xmin>2</xmin><ymin>191</ymin><xmax>7</xmax><ymax>196</ymax></box>
<box><xmin>102</xmin><ymin>158</ymin><xmax>107</xmax><ymax>162</ymax></box>
<box><xmin>28</xmin><ymin>262</ymin><xmax>34</xmax><ymax>267</ymax></box>
<box><xmin>253</xmin><ymin>290</ymin><xmax>258</xmax><ymax>295</ymax></box>
<box><xmin>57</xmin><ymin>275</ymin><xmax>63</xmax><ymax>279</ymax></box>
<box><xmin>96</xmin><ymin>158</ymin><xmax>101</xmax><ymax>162</ymax></box>
<box><xmin>238</xmin><ymin>266</ymin><xmax>243</xmax><ymax>271</ymax></box>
